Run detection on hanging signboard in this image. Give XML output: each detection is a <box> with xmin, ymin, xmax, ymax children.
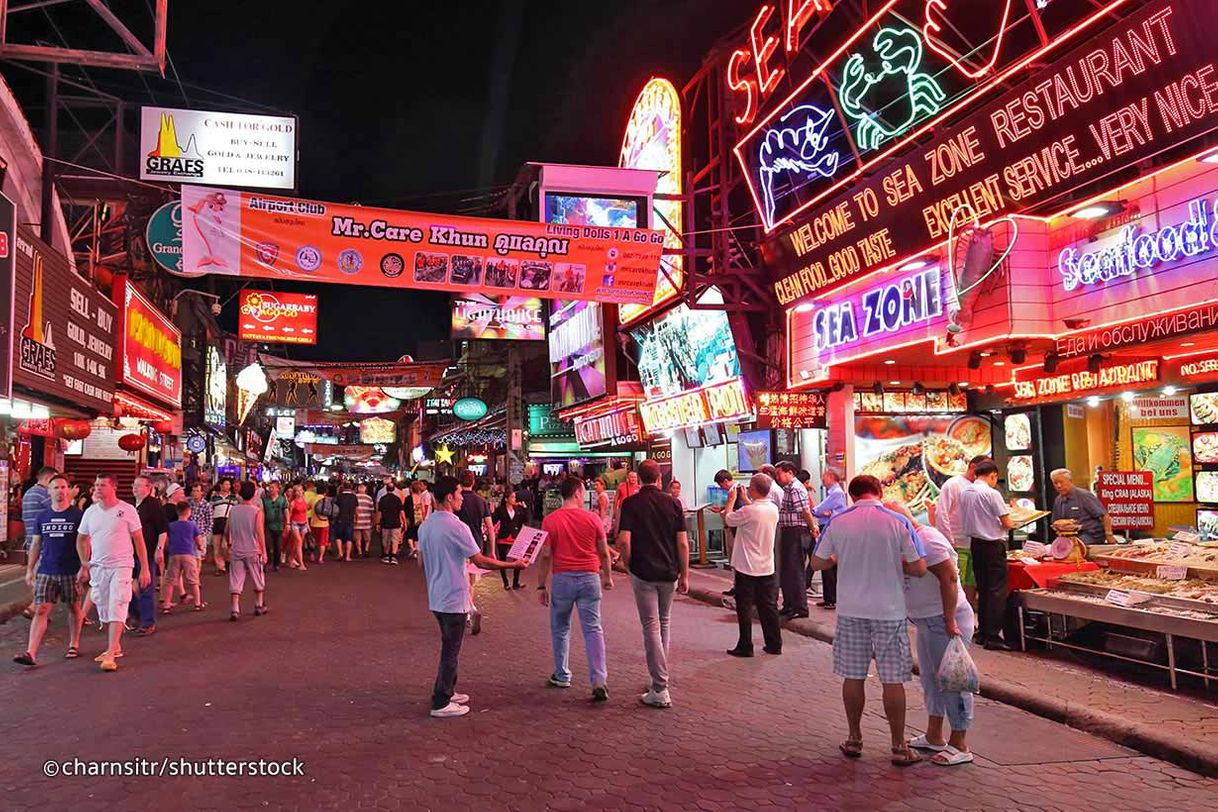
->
<box><xmin>450</xmin><ymin>294</ymin><xmax>544</xmax><ymax>341</ymax></box>
<box><xmin>1010</xmin><ymin>358</ymin><xmax>1161</xmax><ymax>404</ymax></box>
<box><xmin>638</xmin><ymin>377</ymin><xmax>753</xmax><ymax>434</ymax></box>
<box><xmin>755</xmin><ymin>390</ymin><xmax>828</xmax><ymax>429</ymax></box>
<box><xmin>1056</xmin><ymin>302</ymin><xmax>1218</xmax><ymax>359</ymax></box>
<box><xmin>180</xmin><ymin>185</ymin><xmax>665</xmax><ymax>306</ymax></box>
<box><xmin>574</xmin><ymin>405</ymin><xmax>644</xmax><ymax>449</ymax></box>
<box><xmin>549</xmin><ymin>300</ymin><xmax>610</xmax><ymax>409</ymax></box>
<box><xmin>139</xmin><ymin>106</ymin><xmax>297</xmax><ymax>190</ymax></box>
<box><xmin>204</xmin><ymin>344</ymin><xmax>227</xmax><ymax>427</ymax></box>
<box><xmin>145</xmin><ymin>200</ymin><xmax>183</xmax><ymax>274</ymax></box>
<box><xmin>1097</xmin><ymin>470</ymin><xmax>1156</xmax><ymax>530</ymax></box>
<box><xmin>13</xmin><ymin>227</ymin><xmax>117</xmax><ymax>413</ymax></box>
<box><xmin>238</xmin><ymin>290</ymin><xmax>318</xmax><ymax>344</ymax></box>
<box><xmin>0</xmin><ymin>193</ymin><xmax>13</xmax><ymax>399</ymax></box>
<box><xmin>762</xmin><ymin>0</ymin><xmax>1218</xmax><ymax>306</ymax></box>
<box><xmin>113</xmin><ymin>276</ymin><xmax>182</xmax><ymax>408</ymax></box>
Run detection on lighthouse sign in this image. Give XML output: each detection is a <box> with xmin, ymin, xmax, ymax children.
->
<box><xmin>139</xmin><ymin>106</ymin><xmax>298</xmax><ymax>190</ymax></box>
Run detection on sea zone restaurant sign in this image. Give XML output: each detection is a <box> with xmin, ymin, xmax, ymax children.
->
<box><xmin>114</xmin><ymin>276</ymin><xmax>182</xmax><ymax>407</ymax></box>
<box><xmin>763</xmin><ymin>0</ymin><xmax>1218</xmax><ymax>306</ymax></box>
<box><xmin>639</xmin><ymin>378</ymin><xmax>752</xmax><ymax>434</ymax></box>
<box><xmin>140</xmin><ymin>106</ymin><xmax>297</xmax><ymax>190</ymax></box>
<box><xmin>1012</xmin><ymin>359</ymin><xmax>1160</xmax><ymax>403</ymax></box>
<box><xmin>238</xmin><ymin>290</ymin><xmax>318</xmax><ymax>345</ymax></box>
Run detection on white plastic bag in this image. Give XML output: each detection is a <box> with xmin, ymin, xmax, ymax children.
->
<box><xmin>937</xmin><ymin>636</ymin><xmax>980</xmax><ymax>694</ymax></box>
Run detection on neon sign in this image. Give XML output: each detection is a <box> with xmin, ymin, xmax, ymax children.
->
<box><xmin>1058</xmin><ymin>199</ymin><xmax>1216</xmax><ymax>291</ymax></box>
<box><xmin>811</xmin><ymin>267</ymin><xmax>943</xmax><ymax>353</ymax></box>
<box><xmin>838</xmin><ymin>26</ymin><xmax>945</xmax><ymax>151</ymax></box>
<box><xmin>759</xmin><ymin>105</ymin><xmax>841</xmax><ymax>228</ymax></box>
<box><xmin>639</xmin><ymin>378</ymin><xmax>752</xmax><ymax>434</ymax></box>
<box><xmin>923</xmin><ymin>0</ymin><xmax>1014</xmax><ymax>80</ymax></box>
<box><xmin>1012</xmin><ymin>359</ymin><xmax>1160</xmax><ymax>402</ymax></box>
<box><xmin>727</xmin><ymin>1</ymin><xmax>836</xmax><ymax>126</ymax></box>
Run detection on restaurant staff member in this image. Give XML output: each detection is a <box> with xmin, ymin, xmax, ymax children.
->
<box><xmin>959</xmin><ymin>461</ymin><xmax>1015</xmax><ymax>651</ymax></box>
<box><xmin>1050</xmin><ymin>468</ymin><xmax>1116</xmax><ymax>546</ymax></box>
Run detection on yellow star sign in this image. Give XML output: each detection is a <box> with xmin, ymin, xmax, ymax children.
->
<box><xmin>435</xmin><ymin>444</ymin><xmax>455</xmax><ymax>464</ymax></box>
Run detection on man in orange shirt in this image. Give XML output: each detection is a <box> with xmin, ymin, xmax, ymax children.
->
<box><xmin>535</xmin><ymin>477</ymin><xmax>613</xmax><ymax>702</ymax></box>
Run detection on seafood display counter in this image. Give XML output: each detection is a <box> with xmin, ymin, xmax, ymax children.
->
<box><xmin>1017</xmin><ymin>566</ymin><xmax>1218</xmax><ymax>690</ymax></box>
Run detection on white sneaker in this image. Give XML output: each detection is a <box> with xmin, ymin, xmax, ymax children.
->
<box><xmin>430</xmin><ymin>702</ymin><xmax>471</xmax><ymax>718</ymax></box>
<box><xmin>640</xmin><ymin>689</ymin><xmax>672</xmax><ymax>708</ymax></box>
<box><xmin>450</xmin><ymin>692</ymin><xmax>470</xmax><ymax>704</ymax></box>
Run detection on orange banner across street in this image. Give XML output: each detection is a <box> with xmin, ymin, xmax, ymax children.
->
<box><xmin>181</xmin><ymin>186</ymin><xmax>667</xmax><ymax>305</ymax></box>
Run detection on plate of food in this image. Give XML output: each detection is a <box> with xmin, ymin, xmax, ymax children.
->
<box><xmin>922</xmin><ymin>434</ymin><xmax>969</xmax><ymax>486</ymax></box>
<box><xmin>948</xmin><ymin>415</ymin><xmax>991</xmax><ymax>459</ymax></box>
<box><xmin>1004</xmin><ymin>413</ymin><xmax>1031</xmax><ymax>451</ymax></box>
<box><xmin>1198</xmin><ymin>471</ymin><xmax>1218</xmax><ymax>503</ymax></box>
<box><xmin>1191</xmin><ymin>393</ymin><xmax>1218</xmax><ymax>425</ymax></box>
<box><xmin>1194</xmin><ymin>432</ymin><xmax>1218</xmax><ymax>464</ymax></box>
<box><xmin>858</xmin><ymin>442</ymin><xmax>931</xmax><ymax>512</ymax></box>
<box><xmin>1008</xmin><ymin>455</ymin><xmax>1034</xmax><ymax>492</ymax></box>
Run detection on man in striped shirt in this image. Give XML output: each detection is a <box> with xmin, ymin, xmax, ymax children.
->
<box><xmin>353</xmin><ymin>482</ymin><xmax>375</xmax><ymax>558</ymax></box>
<box><xmin>774</xmin><ymin>461</ymin><xmax>815</xmax><ymax>619</ymax></box>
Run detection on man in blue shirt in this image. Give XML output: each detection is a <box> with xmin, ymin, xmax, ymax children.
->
<box><xmin>418</xmin><ymin>475</ymin><xmax>525</xmax><ymax>719</ymax></box>
<box><xmin>18</xmin><ymin>466</ymin><xmax>57</xmax><ymax>620</ymax></box>
<box><xmin>15</xmin><ymin>475</ymin><xmax>84</xmax><ymax>666</ymax></box>
<box><xmin>812</xmin><ymin>468</ymin><xmax>848</xmax><ymax>609</ymax></box>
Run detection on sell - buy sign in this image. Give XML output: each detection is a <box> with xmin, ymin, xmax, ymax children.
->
<box><xmin>115</xmin><ymin>276</ymin><xmax>182</xmax><ymax>407</ymax></box>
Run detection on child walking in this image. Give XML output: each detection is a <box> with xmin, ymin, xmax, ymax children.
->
<box><xmin>162</xmin><ymin>502</ymin><xmax>206</xmax><ymax>613</ymax></box>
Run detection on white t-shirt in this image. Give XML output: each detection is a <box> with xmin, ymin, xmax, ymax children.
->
<box><xmin>725</xmin><ymin>500</ymin><xmax>779</xmax><ymax>576</ymax></box>
<box><xmin>766</xmin><ymin>480</ymin><xmax>784</xmax><ymax>512</ymax></box>
<box><xmin>934</xmin><ymin>475</ymin><xmax>972</xmax><ymax>548</ymax></box>
<box><xmin>79</xmin><ymin>500</ymin><xmax>141</xmax><ymax>569</ymax></box>
<box><xmin>959</xmin><ymin>479</ymin><xmax>1011</xmax><ymax>541</ymax></box>
<box><xmin>815</xmin><ymin>499</ymin><xmax>923</xmax><ymax>621</ymax></box>
<box><xmin>906</xmin><ymin>525</ymin><xmax>975</xmax><ymax>623</ymax></box>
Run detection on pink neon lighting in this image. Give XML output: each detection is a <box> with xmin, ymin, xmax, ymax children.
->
<box><xmin>923</xmin><ymin>0</ymin><xmax>1013</xmax><ymax>79</ymax></box>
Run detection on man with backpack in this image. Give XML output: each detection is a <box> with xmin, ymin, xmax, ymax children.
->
<box><xmin>315</xmin><ymin>484</ymin><xmax>342</xmax><ymax>563</ymax></box>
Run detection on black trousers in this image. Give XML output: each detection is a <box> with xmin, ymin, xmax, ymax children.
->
<box><xmin>497</xmin><ymin>543</ymin><xmax>521</xmax><ymax>588</ymax></box>
<box><xmin>778</xmin><ymin>526</ymin><xmax>810</xmax><ymax>614</ymax></box>
<box><xmin>820</xmin><ymin>567</ymin><xmax>837</xmax><ymax>605</ymax></box>
<box><xmin>266</xmin><ymin>528</ymin><xmax>281</xmax><ymax>567</ymax></box>
<box><xmin>734</xmin><ymin>571</ymin><xmax>782</xmax><ymax>653</ymax></box>
<box><xmin>971</xmin><ymin>537</ymin><xmax>1009</xmax><ymax>643</ymax></box>
<box><xmin>432</xmin><ymin>611</ymin><xmax>467</xmax><ymax>710</ymax></box>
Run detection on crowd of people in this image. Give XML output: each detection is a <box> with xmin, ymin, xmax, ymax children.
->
<box><xmin>13</xmin><ymin>453</ymin><xmax>1026</xmax><ymax>770</ymax></box>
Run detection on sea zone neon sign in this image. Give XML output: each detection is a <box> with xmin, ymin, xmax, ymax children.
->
<box><xmin>811</xmin><ymin>267</ymin><xmax>942</xmax><ymax>354</ymax></box>
<box><xmin>1058</xmin><ymin>198</ymin><xmax>1218</xmax><ymax>291</ymax></box>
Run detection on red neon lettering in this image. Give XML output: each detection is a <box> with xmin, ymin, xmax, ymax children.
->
<box><xmin>727</xmin><ymin>49</ymin><xmax>759</xmax><ymax>125</ymax></box>
<box><xmin>750</xmin><ymin>5</ymin><xmax>785</xmax><ymax>98</ymax></box>
<box><xmin>785</xmin><ymin>0</ymin><xmax>831</xmax><ymax>53</ymax></box>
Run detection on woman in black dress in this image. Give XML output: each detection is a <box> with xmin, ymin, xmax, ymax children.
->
<box><xmin>492</xmin><ymin>490</ymin><xmax>528</xmax><ymax>590</ymax></box>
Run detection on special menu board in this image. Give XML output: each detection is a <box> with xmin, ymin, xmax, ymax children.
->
<box><xmin>764</xmin><ymin>0</ymin><xmax>1218</xmax><ymax>306</ymax></box>
<box><xmin>12</xmin><ymin>227</ymin><xmax>117</xmax><ymax>413</ymax></box>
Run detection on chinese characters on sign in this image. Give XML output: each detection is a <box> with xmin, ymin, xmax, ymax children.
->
<box><xmin>755</xmin><ymin>390</ymin><xmax>827</xmax><ymax>429</ymax></box>
<box><xmin>1097</xmin><ymin>471</ymin><xmax>1155</xmax><ymax>530</ymax></box>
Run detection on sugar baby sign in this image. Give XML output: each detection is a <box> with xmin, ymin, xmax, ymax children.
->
<box><xmin>179</xmin><ymin>186</ymin><xmax>665</xmax><ymax>306</ymax></box>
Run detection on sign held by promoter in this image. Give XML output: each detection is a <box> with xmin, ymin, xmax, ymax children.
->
<box><xmin>140</xmin><ymin>106</ymin><xmax>297</xmax><ymax>190</ymax></box>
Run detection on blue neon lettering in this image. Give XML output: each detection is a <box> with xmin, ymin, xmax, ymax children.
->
<box><xmin>1058</xmin><ymin>198</ymin><xmax>1216</xmax><ymax>291</ymax></box>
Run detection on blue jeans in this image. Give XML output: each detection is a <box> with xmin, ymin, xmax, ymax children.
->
<box><xmin>550</xmin><ymin>572</ymin><xmax>607</xmax><ymax>687</ymax></box>
<box><xmin>131</xmin><ymin>556</ymin><xmax>159</xmax><ymax>629</ymax></box>
<box><xmin>913</xmin><ymin>614</ymin><xmax>976</xmax><ymax>732</ymax></box>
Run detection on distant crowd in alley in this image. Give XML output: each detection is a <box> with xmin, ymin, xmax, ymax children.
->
<box><xmin>13</xmin><ymin>454</ymin><xmax>1017</xmax><ymax>768</ymax></box>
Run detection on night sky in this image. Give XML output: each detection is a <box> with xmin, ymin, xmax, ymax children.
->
<box><xmin>151</xmin><ymin>0</ymin><xmax>753</xmax><ymax>361</ymax></box>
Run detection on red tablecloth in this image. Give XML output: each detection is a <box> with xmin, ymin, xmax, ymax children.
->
<box><xmin>1007</xmin><ymin>560</ymin><xmax>1100</xmax><ymax>591</ymax></box>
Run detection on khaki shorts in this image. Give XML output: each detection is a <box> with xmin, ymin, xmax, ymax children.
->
<box><xmin>90</xmin><ymin>565</ymin><xmax>133</xmax><ymax>624</ymax></box>
<box><xmin>165</xmin><ymin>554</ymin><xmax>201</xmax><ymax>588</ymax></box>
<box><xmin>229</xmin><ymin>554</ymin><xmax>266</xmax><ymax>594</ymax></box>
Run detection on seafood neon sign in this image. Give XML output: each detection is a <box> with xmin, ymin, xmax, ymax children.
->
<box><xmin>1058</xmin><ymin>199</ymin><xmax>1218</xmax><ymax>291</ymax></box>
<box><xmin>837</xmin><ymin>26</ymin><xmax>946</xmax><ymax>151</ymax></box>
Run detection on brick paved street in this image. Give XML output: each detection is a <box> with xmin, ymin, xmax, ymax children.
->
<box><xmin>1</xmin><ymin>559</ymin><xmax>1216</xmax><ymax>811</ymax></box>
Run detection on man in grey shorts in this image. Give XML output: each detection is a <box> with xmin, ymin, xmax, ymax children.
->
<box><xmin>224</xmin><ymin>481</ymin><xmax>268</xmax><ymax>622</ymax></box>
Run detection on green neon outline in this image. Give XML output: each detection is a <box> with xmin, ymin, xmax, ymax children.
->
<box><xmin>837</xmin><ymin>25</ymin><xmax>947</xmax><ymax>152</ymax></box>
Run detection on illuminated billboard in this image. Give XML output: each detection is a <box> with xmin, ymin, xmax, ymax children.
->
<box><xmin>548</xmin><ymin>299</ymin><xmax>609</xmax><ymax>409</ymax></box>
<box><xmin>630</xmin><ymin>303</ymin><xmax>741</xmax><ymax>400</ymax></box>
<box><xmin>619</xmin><ymin>77</ymin><xmax>684</xmax><ymax>324</ymax></box>
<box><xmin>238</xmin><ymin>290</ymin><xmax>319</xmax><ymax>345</ymax></box>
<box><xmin>139</xmin><ymin>106</ymin><xmax>297</xmax><ymax>190</ymax></box>
<box><xmin>451</xmin><ymin>294</ymin><xmax>544</xmax><ymax>341</ymax></box>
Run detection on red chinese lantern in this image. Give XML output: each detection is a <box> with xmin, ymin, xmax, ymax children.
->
<box><xmin>56</xmin><ymin>419</ymin><xmax>93</xmax><ymax>440</ymax></box>
<box><xmin>118</xmin><ymin>433</ymin><xmax>146</xmax><ymax>452</ymax></box>
<box><xmin>153</xmin><ymin>420</ymin><xmax>175</xmax><ymax>434</ymax></box>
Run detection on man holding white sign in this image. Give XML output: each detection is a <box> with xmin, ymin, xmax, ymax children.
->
<box><xmin>535</xmin><ymin>478</ymin><xmax>613</xmax><ymax>702</ymax></box>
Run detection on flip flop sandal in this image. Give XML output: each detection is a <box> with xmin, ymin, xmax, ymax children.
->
<box><xmin>932</xmin><ymin>746</ymin><xmax>974</xmax><ymax>766</ymax></box>
<box><xmin>891</xmin><ymin>746</ymin><xmax>923</xmax><ymax>767</ymax></box>
<box><xmin>65</xmin><ymin>646</ymin><xmax>79</xmax><ymax>659</ymax></box>
<box><xmin>161</xmin><ymin>607</ymin><xmax>173</xmax><ymax>615</ymax></box>
<box><xmin>839</xmin><ymin>740</ymin><xmax>863</xmax><ymax>758</ymax></box>
<box><xmin>13</xmin><ymin>652</ymin><xmax>36</xmax><ymax>666</ymax></box>
<box><xmin>93</xmin><ymin>651</ymin><xmax>123</xmax><ymax>662</ymax></box>
<box><xmin>909</xmin><ymin>734</ymin><xmax>947</xmax><ymax>752</ymax></box>
<box><xmin>194</xmin><ymin>602</ymin><xmax>208</xmax><ymax>611</ymax></box>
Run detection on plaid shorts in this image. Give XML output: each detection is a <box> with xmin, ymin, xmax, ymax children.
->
<box><xmin>832</xmin><ymin>616</ymin><xmax>912</xmax><ymax>683</ymax></box>
<box><xmin>34</xmin><ymin>573</ymin><xmax>81</xmax><ymax>605</ymax></box>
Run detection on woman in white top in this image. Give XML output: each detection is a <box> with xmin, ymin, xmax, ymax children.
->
<box><xmin>889</xmin><ymin>502</ymin><xmax>977</xmax><ymax>767</ymax></box>
<box><xmin>593</xmin><ymin>479</ymin><xmax>611</xmax><ymax>536</ymax></box>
